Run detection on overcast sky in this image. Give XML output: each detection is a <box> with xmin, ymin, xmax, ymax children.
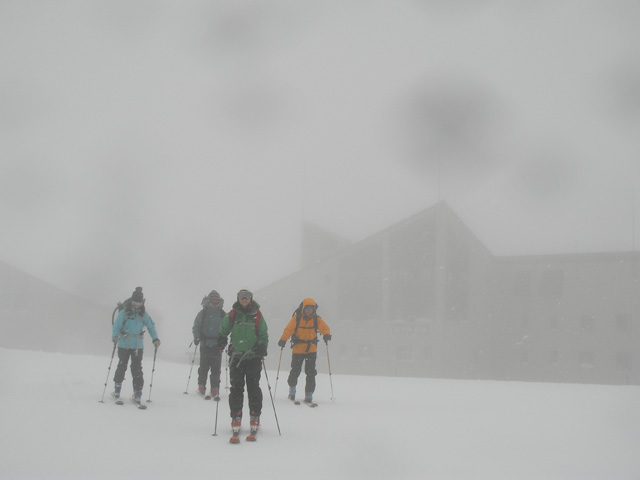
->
<box><xmin>2</xmin><ymin>1</ymin><xmax>639</xmax><ymax>330</ymax></box>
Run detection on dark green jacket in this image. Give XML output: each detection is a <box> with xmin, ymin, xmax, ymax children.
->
<box><xmin>219</xmin><ymin>300</ymin><xmax>268</xmax><ymax>360</ymax></box>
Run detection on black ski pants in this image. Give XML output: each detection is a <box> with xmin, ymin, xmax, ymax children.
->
<box><xmin>114</xmin><ymin>348</ymin><xmax>144</xmax><ymax>392</ymax></box>
<box><xmin>197</xmin><ymin>345</ymin><xmax>223</xmax><ymax>389</ymax></box>
<box><xmin>287</xmin><ymin>352</ymin><xmax>317</xmax><ymax>395</ymax></box>
<box><xmin>228</xmin><ymin>356</ymin><xmax>262</xmax><ymax>418</ymax></box>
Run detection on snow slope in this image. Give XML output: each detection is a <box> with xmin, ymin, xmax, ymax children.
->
<box><xmin>0</xmin><ymin>347</ymin><xmax>638</xmax><ymax>479</ymax></box>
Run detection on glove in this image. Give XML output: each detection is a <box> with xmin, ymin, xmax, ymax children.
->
<box><xmin>153</xmin><ymin>338</ymin><xmax>161</xmax><ymax>348</ymax></box>
<box><xmin>255</xmin><ymin>344</ymin><xmax>268</xmax><ymax>358</ymax></box>
<box><xmin>218</xmin><ymin>337</ymin><xmax>228</xmax><ymax>350</ymax></box>
<box><xmin>112</xmin><ymin>336</ymin><xmax>118</xmax><ymax>345</ymax></box>
<box><xmin>277</xmin><ymin>339</ymin><xmax>286</xmax><ymax>348</ymax></box>
<box><xmin>193</xmin><ymin>337</ymin><xmax>200</xmax><ymax>346</ymax></box>
<box><xmin>323</xmin><ymin>334</ymin><xmax>332</xmax><ymax>343</ymax></box>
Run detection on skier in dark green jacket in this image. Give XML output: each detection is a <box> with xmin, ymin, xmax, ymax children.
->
<box><xmin>218</xmin><ymin>289</ymin><xmax>268</xmax><ymax>442</ymax></box>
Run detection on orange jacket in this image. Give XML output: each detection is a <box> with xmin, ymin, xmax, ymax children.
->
<box><xmin>280</xmin><ymin>298</ymin><xmax>330</xmax><ymax>354</ymax></box>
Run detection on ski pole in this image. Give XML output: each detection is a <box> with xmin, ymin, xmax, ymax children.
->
<box><xmin>99</xmin><ymin>343</ymin><xmax>117</xmax><ymax>403</ymax></box>
<box><xmin>261</xmin><ymin>359</ymin><xmax>281</xmax><ymax>436</ymax></box>
<box><xmin>273</xmin><ymin>346</ymin><xmax>284</xmax><ymax>398</ymax></box>
<box><xmin>147</xmin><ymin>344</ymin><xmax>158</xmax><ymax>402</ymax></box>
<box><xmin>325</xmin><ymin>342</ymin><xmax>334</xmax><ymax>402</ymax></box>
<box><xmin>184</xmin><ymin>342</ymin><xmax>199</xmax><ymax>394</ymax></box>
<box><xmin>225</xmin><ymin>347</ymin><xmax>230</xmax><ymax>391</ymax></box>
<box><xmin>212</xmin><ymin>396</ymin><xmax>220</xmax><ymax>437</ymax></box>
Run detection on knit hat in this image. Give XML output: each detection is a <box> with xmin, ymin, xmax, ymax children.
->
<box><xmin>131</xmin><ymin>287</ymin><xmax>144</xmax><ymax>302</ymax></box>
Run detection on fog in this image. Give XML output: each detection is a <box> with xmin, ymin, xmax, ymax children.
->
<box><xmin>2</xmin><ymin>1</ymin><xmax>639</xmax><ymax>349</ymax></box>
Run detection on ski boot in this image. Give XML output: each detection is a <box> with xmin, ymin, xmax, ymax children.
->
<box><xmin>230</xmin><ymin>416</ymin><xmax>242</xmax><ymax>444</ymax></box>
<box><xmin>246</xmin><ymin>414</ymin><xmax>259</xmax><ymax>442</ymax></box>
<box><xmin>112</xmin><ymin>383</ymin><xmax>124</xmax><ymax>404</ymax></box>
<box><xmin>131</xmin><ymin>390</ymin><xmax>147</xmax><ymax>409</ymax></box>
<box><xmin>288</xmin><ymin>387</ymin><xmax>298</xmax><ymax>403</ymax></box>
<box><xmin>304</xmin><ymin>393</ymin><xmax>317</xmax><ymax>408</ymax></box>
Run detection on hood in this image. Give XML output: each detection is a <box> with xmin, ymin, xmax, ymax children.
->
<box><xmin>301</xmin><ymin>297</ymin><xmax>317</xmax><ymax>312</ymax></box>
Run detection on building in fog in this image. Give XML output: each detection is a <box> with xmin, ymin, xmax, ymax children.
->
<box><xmin>257</xmin><ymin>202</ymin><xmax>640</xmax><ymax>385</ymax></box>
<box><xmin>0</xmin><ymin>260</ymin><xmax>108</xmax><ymax>355</ymax></box>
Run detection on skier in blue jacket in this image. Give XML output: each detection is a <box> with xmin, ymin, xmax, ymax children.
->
<box><xmin>112</xmin><ymin>287</ymin><xmax>160</xmax><ymax>404</ymax></box>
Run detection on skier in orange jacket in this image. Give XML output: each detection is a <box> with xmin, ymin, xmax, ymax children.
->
<box><xmin>277</xmin><ymin>297</ymin><xmax>331</xmax><ymax>404</ymax></box>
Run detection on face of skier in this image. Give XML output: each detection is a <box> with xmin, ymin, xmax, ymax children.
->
<box><xmin>208</xmin><ymin>298</ymin><xmax>220</xmax><ymax>308</ymax></box>
<box><xmin>303</xmin><ymin>305</ymin><xmax>314</xmax><ymax>319</ymax></box>
<box><xmin>237</xmin><ymin>290</ymin><xmax>252</xmax><ymax>309</ymax></box>
<box><xmin>131</xmin><ymin>301</ymin><xmax>143</xmax><ymax>311</ymax></box>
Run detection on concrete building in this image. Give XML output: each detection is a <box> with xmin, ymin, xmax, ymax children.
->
<box><xmin>257</xmin><ymin>202</ymin><xmax>640</xmax><ymax>385</ymax></box>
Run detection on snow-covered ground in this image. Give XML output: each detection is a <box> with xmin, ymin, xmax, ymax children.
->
<box><xmin>1</xmin><ymin>347</ymin><xmax>638</xmax><ymax>479</ymax></box>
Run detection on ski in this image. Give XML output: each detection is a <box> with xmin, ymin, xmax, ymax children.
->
<box><xmin>111</xmin><ymin>392</ymin><xmax>124</xmax><ymax>405</ymax></box>
<box><xmin>304</xmin><ymin>400</ymin><xmax>318</xmax><ymax>408</ymax></box>
<box><xmin>130</xmin><ymin>396</ymin><xmax>148</xmax><ymax>409</ymax></box>
<box><xmin>198</xmin><ymin>390</ymin><xmax>212</xmax><ymax>400</ymax></box>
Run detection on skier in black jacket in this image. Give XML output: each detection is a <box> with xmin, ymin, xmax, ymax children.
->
<box><xmin>193</xmin><ymin>290</ymin><xmax>225</xmax><ymax>400</ymax></box>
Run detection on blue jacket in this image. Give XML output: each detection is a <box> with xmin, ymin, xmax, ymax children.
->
<box><xmin>112</xmin><ymin>308</ymin><xmax>158</xmax><ymax>349</ymax></box>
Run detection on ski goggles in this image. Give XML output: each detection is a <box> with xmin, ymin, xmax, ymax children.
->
<box><xmin>131</xmin><ymin>301</ymin><xmax>144</xmax><ymax>309</ymax></box>
<box><xmin>237</xmin><ymin>290</ymin><xmax>253</xmax><ymax>300</ymax></box>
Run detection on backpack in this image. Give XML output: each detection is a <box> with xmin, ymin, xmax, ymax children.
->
<box><xmin>111</xmin><ymin>299</ymin><xmax>129</xmax><ymax>325</ymax></box>
<box><xmin>197</xmin><ymin>307</ymin><xmax>226</xmax><ymax>339</ymax></box>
